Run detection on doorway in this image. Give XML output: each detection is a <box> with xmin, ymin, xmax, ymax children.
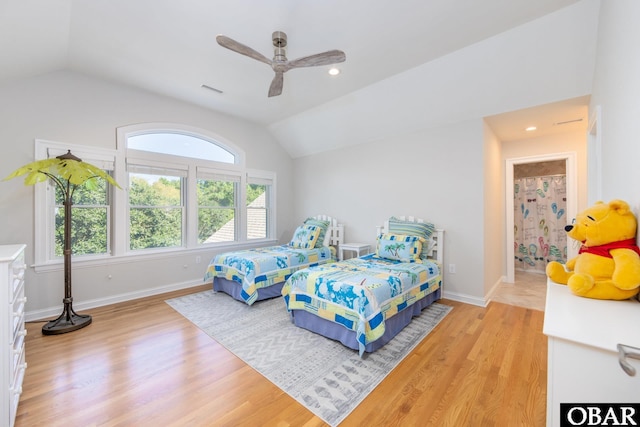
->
<box><xmin>505</xmin><ymin>152</ymin><xmax>578</xmax><ymax>284</ymax></box>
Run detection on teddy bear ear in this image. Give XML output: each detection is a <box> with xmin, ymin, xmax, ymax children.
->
<box><xmin>609</xmin><ymin>199</ymin><xmax>631</xmax><ymax>214</ymax></box>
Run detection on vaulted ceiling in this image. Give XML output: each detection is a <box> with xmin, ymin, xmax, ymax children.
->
<box><xmin>1</xmin><ymin>0</ymin><xmax>591</xmax><ymax>157</ymax></box>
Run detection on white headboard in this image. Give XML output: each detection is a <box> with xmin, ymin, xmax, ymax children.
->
<box><xmin>376</xmin><ymin>216</ymin><xmax>444</xmax><ymax>265</ymax></box>
<box><xmin>313</xmin><ymin>214</ymin><xmax>344</xmax><ymax>248</ymax></box>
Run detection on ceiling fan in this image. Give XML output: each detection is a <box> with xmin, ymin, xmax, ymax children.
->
<box><xmin>216</xmin><ymin>31</ymin><xmax>346</xmax><ymax>97</ymax></box>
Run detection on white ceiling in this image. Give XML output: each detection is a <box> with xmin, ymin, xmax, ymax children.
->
<box><xmin>1</xmin><ymin>0</ymin><xmax>589</xmax><ymax>156</ymax></box>
<box><xmin>485</xmin><ymin>95</ymin><xmax>590</xmax><ymax>142</ymax></box>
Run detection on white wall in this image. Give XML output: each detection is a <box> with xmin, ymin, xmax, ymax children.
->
<box><xmin>483</xmin><ymin>123</ymin><xmax>504</xmax><ymax>296</ymax></box>
<box><xmin>293</xmin><ymin>119</ymin><xmax>487</xmax><ymax>305</ymax></box>
<box><xmin>0</xmin><ymin>70</ymin><xmax>294</xmax><ymax>319</ymax></box>
<box><xmin>589</xmin><ymin>0</ymin><xmax>640</xmax><ymax>212</ymax></box>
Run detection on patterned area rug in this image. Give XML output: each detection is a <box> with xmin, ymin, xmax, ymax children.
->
<box><xmin>166</xmin><ymin>290</ymin><xmax>451</xmax><ymax>426</ymax></box>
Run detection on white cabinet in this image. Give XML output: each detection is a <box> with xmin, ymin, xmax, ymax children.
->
<box><xmin>544</xmin><ymin>281</ymin><xmax>640</xmax><ymax>427</ymax></box>
<box><xmin>1</xmin><ymin>245</ymin><xmax>27</xmax><ymax>427</ymax></box>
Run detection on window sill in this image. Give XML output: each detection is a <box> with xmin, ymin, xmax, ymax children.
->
<box><xmin>32</xmin><ymin>239</ymin><xmax>278</xmax><ymax>273</ymax></box>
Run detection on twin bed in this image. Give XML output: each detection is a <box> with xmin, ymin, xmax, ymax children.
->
<box><xmin>204</xmin><ymin>215</ymin><xmax>344</xmax><ymax>305</ymax></box>
<box><xmin>204</xmin><ymin>215</ymin><xmax>444</xmax><ymax>355</ymax></box>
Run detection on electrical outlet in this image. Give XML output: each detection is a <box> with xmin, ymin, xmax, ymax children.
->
<box><xmin>449</xmin><ymin>264</ymin><xmax>456</xmax><ymax>274</ymax></box>
<box><xmin>196</xmin><ymin>256</ymin><xmax>201</xmax><ymax>264</ymax></box>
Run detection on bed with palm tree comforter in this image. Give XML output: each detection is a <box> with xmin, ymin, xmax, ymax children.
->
<box><xmin>204</xmin><ymin>215</ymin><xmax>343</xmax><ymax>305</ymax></box>
<box><xmin>282</xmin><ymin>217</ymin><xmax>444</xmax><ymax>356</ymax></box>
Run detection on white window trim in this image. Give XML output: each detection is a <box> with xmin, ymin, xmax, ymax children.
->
<box><xmin>116</xmin><ymin>122</ymin><xmax>245</xmax><ymax>165</ymax></box>
<box><xmin>194</xmin><ymin>167</ymin><xmax>244</xmax><ymax>246</ymax></box>
<box><xmin>247</xmin><ymin>169</ymin><xmax>276</xmax><ymax>241</ymax></box>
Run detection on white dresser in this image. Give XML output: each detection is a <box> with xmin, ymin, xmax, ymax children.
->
<box><xmin>1</xmin><ymin>244</ymin><xmax>27</xmax><ymax>427</ymax></box>
<box><xmin>544</xmin><ymin>281</ymin><xmax>640</xmax><ymax>427</ymax></box>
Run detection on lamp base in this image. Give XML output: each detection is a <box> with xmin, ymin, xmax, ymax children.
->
<box><xmin>42</xmin><ymin>306</ymin><xmax>92</xmax><ymax>335</ymax></box>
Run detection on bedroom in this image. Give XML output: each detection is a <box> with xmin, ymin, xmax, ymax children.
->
<box><xmin>1</xmin><ymin>0</ymin><xmax>640</xmax><ymax>425</ymax></box>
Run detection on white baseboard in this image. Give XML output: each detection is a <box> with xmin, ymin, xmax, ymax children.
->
<box><xmin>484</xmin><ymin>275</ymin><xmax>507</xmax><ymax>304</ymax></box>
<box><xmin>26</xmin><ymin>279</ymin><xmax>492</xmax><ymax>321</ymax></box>
<box><xmin>442</xmin><ymin>290</ymin><xmax>487</xmax><ymax>307</ymax></box>
<box><xmin>26</xmin><ymin>280</ymin><xmax>206</xmax><ymax>322</ymax></box>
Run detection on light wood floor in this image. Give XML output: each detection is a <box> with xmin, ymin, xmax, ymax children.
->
<box><xmin>16</xmin><ymin>285</ymin><xmax>547</xmax><ymax>427</ymax></box>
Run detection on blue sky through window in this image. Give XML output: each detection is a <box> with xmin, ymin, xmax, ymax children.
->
<box><xmin>129</xmin><ymin>133</ymin><xmax>235</xmax><ymax>163</ymax></box>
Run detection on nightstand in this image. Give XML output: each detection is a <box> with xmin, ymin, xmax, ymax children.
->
<box><xmin>340</xmin><ymin>243</ymin><xmax>371</xmax><ymax>261</ymax></box>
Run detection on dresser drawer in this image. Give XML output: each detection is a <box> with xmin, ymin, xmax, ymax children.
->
<box><xmin>9</xmin><ymin>251</ymin><xmax>26</xmax><ymax>303</ymax></box>
<box><xmin>10</xmin><ymin>329</ymin><xmax>26</xmax><ymax>381</ymax></box>
<box><xmin>11</xmin><ymin>309</ymin><xmax>26</xmax><ymax>347</ymax></box>
<box><xmin>10</xmin><ymin>274</ymin><xmax>24</xmax><ymax>307</ymax></box>
<box><xmin>9</xmin><ymin>349</ymin><xmax>26</xmax><ymax>427</ymax></box>
<box><xmin>10</xmin><ymin>284</ymin><xmax>26</xmax><ymax>341</ymax></box>
<box><xmin>1</xmin><ymin>244</ymin><xmax>27</xmax><ymax>427</ymax></box>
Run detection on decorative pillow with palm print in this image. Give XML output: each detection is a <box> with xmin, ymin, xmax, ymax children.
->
<box><xmin>303</xmin><ymin>217</ymin><xmax>331</xmax><ymax>248</ymax></box>
<box><xmin>373</xmin><ymin>233</ymin><xmax>424</xmax><ymax>263</ymax></box>
<box><xmin>289</xmin><ymin>224</ymin><xmax>323</xmax><ymax>249</ymax></box>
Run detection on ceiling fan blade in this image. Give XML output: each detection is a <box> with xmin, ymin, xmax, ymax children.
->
<box><xmin>286</xmin><ymin>50</ymin><xmax>346</xmax><ymax>70</ymax></box>
<box><xmin>216</xmin><ymin>35</ymin><xmax>272</xmax><ymax>66</ymax></box>
<box><xmin>268</xmin><ymin>71</ymin><xmax>284</xmax><ymax>97</ymax></box>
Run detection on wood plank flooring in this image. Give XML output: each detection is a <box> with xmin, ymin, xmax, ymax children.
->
<box><xmin>15</xmin><ymin>285</ymin><xmax>547</xmax><ymax>427</ymax></box>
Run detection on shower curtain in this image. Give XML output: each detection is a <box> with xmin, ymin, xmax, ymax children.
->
<box><xmin>514</xmin><ymin>175</ymin><xmax>567</xmax><ymax>273</ymax></box>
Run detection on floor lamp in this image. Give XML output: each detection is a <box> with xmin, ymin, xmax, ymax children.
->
<box><xmin>4</xmin><ymin>150</ymin><xmax>120</xmax><ymax>334</ymax></box>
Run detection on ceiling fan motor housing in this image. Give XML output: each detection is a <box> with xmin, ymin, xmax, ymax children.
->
<box><xmin>272</xmin><ymin>31</ymin><xmax>287</xmax><ymax>62</ymax></box>
<box><xmin>272</xmin><ymin>31</ymin><xmax>287</xmax><ymax>47</ymax></box>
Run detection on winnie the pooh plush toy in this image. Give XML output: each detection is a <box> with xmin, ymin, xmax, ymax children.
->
<box><xmin>546</xmin><ymin>199</ymin><xmax>640</xmax><ymax>300</ymax></box>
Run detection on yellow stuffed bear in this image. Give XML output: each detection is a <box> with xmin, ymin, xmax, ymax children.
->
<box><xmin>546</xmin><ymin>199</ymin><xmax>640</xmax><ymax>300</ymax></box>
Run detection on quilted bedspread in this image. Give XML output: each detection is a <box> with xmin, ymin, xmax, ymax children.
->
<box><xmin>282</xmin><ymin>254</ymin><xmax>441</xmax><ymax>355</ymax></box>
<box><xmin>204</xmin><ymin>245</ymin><xmax>335</xmax><ymax>305</ymax></box>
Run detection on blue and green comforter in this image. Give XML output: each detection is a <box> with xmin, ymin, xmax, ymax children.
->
<box><xmin>204</xmin><ymin>245</ymin><xmax>335</xmax><ymax>305</ymax></box>
<box><xmin>282</xmin><ymin>254</ymin><xmax>441</xmax><ymax>355</ymax></box>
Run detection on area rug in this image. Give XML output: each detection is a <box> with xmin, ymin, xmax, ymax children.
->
<box><xmin>166</xmin><ymin>290</ymin><xmax>451</xmax><ymax>426</ymax></box>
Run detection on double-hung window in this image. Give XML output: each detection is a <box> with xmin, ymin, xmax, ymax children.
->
<box><xmin>196</xmin><ymin>169</ymin><xmax>240</xmax><ymax>244</ymax></box>
<box><xmin>127</xmin><ymin>164</ymin><xmax>186</xmax><ymax>250</ymax></box>
<box><xmin>54</xmin><ymin>170</ymin><xmax>111</xmax><ymax>257</ymax></box>
<box><xmin>246</xmin><ymin>174</ymin><xmax>274</xmax><ymax>240</ymax></box>
<box><xmin>34</xmin><ymin>141</ymin><xmax>116</xmax><ymax>265</ymax></box>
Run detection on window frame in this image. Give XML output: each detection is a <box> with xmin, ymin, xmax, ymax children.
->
<box><xmin>34</xmin><ymin>139</ymin><xmax>118</xmax><ymax>267</ymax></box>
<box><xmin>196</xmin><ymin>168</ymin><xmax>242</xmax><ymax>244</ymax></box>
<box><xmin>127</xmin><ymin>164</ymin><xmax>187</xmax><ymax>252</ymax></box>
<box><xmin>33</xmin><ymin>123</ymin><xmax>276</xmax><ymax>271</ymax></box>
<box><xmin>246</xmin><ymin>169</ymin><xmax>276</xmax><ymax>241</ymax></box>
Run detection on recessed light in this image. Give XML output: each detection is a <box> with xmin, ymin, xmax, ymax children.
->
<box><xmin>328</xmin><ymin>67</ymin><xmax>340</xmax><ymax>76</ymax></box>
<box><xmin>525</xmin><ymin>126</ymin><xmax>537</xmax><ymax>132</ymax></box>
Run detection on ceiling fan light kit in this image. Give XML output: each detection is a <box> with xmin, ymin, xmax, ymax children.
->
<box><xmin>216</xmin><ymin>31</ymin><xmax>346</xmax><ymax>97</ymax></box>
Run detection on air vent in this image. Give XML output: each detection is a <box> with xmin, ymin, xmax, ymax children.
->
<box><xmin>553</xmin><ymin>118</ymin><xmax>583</xmax><ymax>126</ymax></box>
<box><xmin>201</xmin><ymin>84</ymin><xmax>223</xmax><ymax>94</ymax></box>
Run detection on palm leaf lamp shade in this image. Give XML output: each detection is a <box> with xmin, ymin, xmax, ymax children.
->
<box><xmin>4</xmin><ymin>150</ymin><xmax>121</xmax><ymax>335</ymax></box>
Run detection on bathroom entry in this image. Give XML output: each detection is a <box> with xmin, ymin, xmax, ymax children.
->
<box><xmin>513</xmin><ymin>160</ymin><xmax>568</xmax><ymax>274</ymax></box>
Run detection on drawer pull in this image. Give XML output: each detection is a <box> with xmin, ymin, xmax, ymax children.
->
<box><xmin>617</xmin><ymin>343</ymin><xmax>640</xmax><ymax>376</ymax></box>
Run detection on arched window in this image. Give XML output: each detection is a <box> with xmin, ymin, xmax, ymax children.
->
<box><xmin>127</xmin><ymin>132</ymin><xmax>236</xmax><ymax>164</ymax></box>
